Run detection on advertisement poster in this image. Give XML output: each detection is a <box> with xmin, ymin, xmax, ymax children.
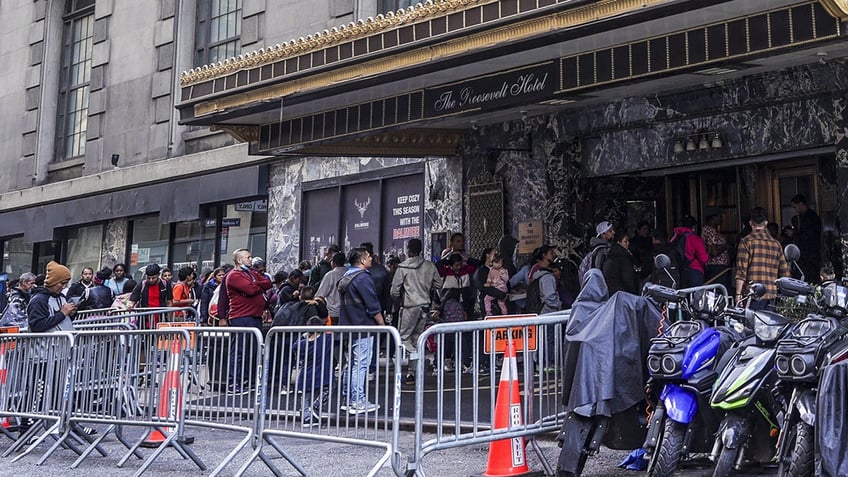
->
<box><xmin>343</xmin><ymin>181</ymin><xmax>381</xmax><ymax>251</ymax></box>
<box><xmin>382</xmin><ymin>175</ymin><xmax>424</xmax><ymax>259</ymax></box>
<box><xmin>303</xmin><ymin>188</ymin><xmax>340</xmax><ymax>261</ymax></box>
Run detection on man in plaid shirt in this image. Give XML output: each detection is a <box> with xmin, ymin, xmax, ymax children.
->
<box><xmin>735</xmin><ymin>207</ymin><xmax>790</xmax><ymax>309</ymax></box>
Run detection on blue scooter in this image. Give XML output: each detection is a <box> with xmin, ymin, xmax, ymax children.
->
<box><xmin>642</xmin><ymin>255</ymin><xmax>746</xmax><ymax>477</ymax></box>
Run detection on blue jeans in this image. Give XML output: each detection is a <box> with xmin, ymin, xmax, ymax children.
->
<box><xmin>343</xmin><ymin>336</ymin><xmax>373</xmax><ymax>404</ymax></box>
<box><xmin>228</xmin><ymin>316</ymin><xmax>262</xmax><ymax>386</ymax></box>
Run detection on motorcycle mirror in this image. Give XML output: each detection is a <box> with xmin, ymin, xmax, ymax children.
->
<box><xmin>749</xmin><ymin>283</ymin><xmax>767</xmax><ymax>299</ymax></box>
<box><xmin>784</xmin><ymin>244</ymin><xmax>801</xmax><ymax>262</ymax></box>
<box><xmin>654</xmin><ymin>254</ymin><xmax>671</xmax><ymax>270</ymax></box>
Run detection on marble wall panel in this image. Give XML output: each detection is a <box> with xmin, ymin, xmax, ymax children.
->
<box><xmin>101</xmin><ymin>218</ymin><xmax>128</xmax><ymax>267</ymax></box>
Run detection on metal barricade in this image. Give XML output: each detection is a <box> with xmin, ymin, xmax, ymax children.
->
<box><xmin>0</xmin><ymin>332</ymin><xmax>76</xmax><ymax>458</ymax></box>
<box><xmin>406</xmin><ymin>312</ymin><xmax>571</xmax><ymax>477</ymax></box>
<box><xmin>179</xmin><ymin>326</ymin><xmax>265</xmax><ymax>477</ymax></box>
<box><xmin>74</xmin><ymin>307</ymin><xmax>198</xmax><ymax>330</ymax></box>
<box><xmin>238</xmin><ymin>325</ymin><xmax>403</xmax><ymax>477</ymax></box>
<box><xmin>31</xmin><ymin>329</ymin><xmax>204</xmax><ymax>476</ymax></box>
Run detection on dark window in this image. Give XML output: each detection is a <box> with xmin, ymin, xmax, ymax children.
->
<box><xmin>195</xmin><ymin>0</ymin><xmax>242</xmax><ymax>67</ymax></box>
<box><xmin>55</xmin><ymin>0</ymin><xmax>95</xmax><ymax>161</ymax></box>
<box><xmin>378</xmin><ymin>0</ymin><xmax>416</xmax><ymax>14</ymax></box>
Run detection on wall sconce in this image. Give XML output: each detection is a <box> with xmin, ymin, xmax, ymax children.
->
<box><xmin>673</xmin><ymin>131</ymin><xmax>725</xmax><ymax>153</ymax></box>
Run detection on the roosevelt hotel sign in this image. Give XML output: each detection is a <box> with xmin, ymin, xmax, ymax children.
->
<box><xmin>424</xmin><ymin>62</ymin><xmax>556</xmax><ymax>118</ymax></box>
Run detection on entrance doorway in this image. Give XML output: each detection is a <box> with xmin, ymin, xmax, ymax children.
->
<box><xmin>770</xmin><ymin>164</ymin><xmax>819</xmax><ymax>233</ymax></box>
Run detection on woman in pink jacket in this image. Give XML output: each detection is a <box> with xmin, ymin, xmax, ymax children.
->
<box><xmin>671</xmin><ymin>215</ymin><xmax>709</xmax><ymax>288</ymax></box>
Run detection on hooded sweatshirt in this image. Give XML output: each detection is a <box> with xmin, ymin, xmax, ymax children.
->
<box><xmin>27</xmin><ymin>287</ymin><xmax>75</xmax><ymax>333</ymax></box>
<box><xmin>390</xmin><ymin>256</ymin><xmax>443</xmax><ymax>308</ymax></box>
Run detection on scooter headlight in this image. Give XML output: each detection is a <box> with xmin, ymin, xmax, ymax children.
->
<box><xmin>647</xmin><ymin>355</ymin><xmax>662</xmax><ymax>375</ymax></box>
<box><xmin>790</xmin><ymin>355</ymin><xmax>808</xmax><ymax>376</ymax></box>
<box><xmin>754</xmin><ymin>314</ymin><xmax>785</xmax><ymax>342</ymax></box>
<box><xmin>661</xmin><ymin>355</ymin><xmax>679</xmax><ymax>375</ymax></box>
<box><xmin>775</xmin><ymin>355</ymin><xmax>791</xmax><ymax>375</ymax></box>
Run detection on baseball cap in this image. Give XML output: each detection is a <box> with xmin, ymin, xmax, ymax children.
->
<box><xmin>595</xmin><ymin>221</ymin><xmax>613</xmax><ymax>237</ymax></box>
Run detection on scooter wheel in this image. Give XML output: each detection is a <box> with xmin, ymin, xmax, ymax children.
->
<box><xmin>713</xmin><ymin>444</ymin><xmax>740</xmax><ymax>477</ymax></box>
<box><xmin>785</xmin><ymin>422</ymin><xmax>814</xmax><ymax>477</ymax></box>
<box><xmin>651</xmin><ymin>420</ymin><xmax>686</xmax><ymax>477</ymax></box>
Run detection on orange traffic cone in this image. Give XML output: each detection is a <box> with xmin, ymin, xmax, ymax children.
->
<box><xmin>473</xmin><ymin>339</ymin><xmax>543</xmax><ymax>477</ymax></box>
<box><xmin>141</xmin><ymin>337</ymin><xmax>184</xmax><ymax>448</ymax></box>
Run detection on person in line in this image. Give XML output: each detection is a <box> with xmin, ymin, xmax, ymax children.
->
<box><xmin>111</xmin><ymin>279</ymin><xmax>138</xmax><ymax>310</ymax></box>
<box><xmin>1</xmin><ymin>272</ymin><xmax>37</xmax><ymax>330</ymax></box>
<box><xmin>671</xmin><ymin>215</ymin><xmax>709</xmax><ymax>288</ymax></box>
<box><xmin>483</xmin><ymin>252</ymin><xmax>509</xmax><ymax>315</ymax></box>
<box><xmin>200</xmin><ymin>266</ymin><xmax>227</xmax><ymax>326</ymax></box>
<box><xmin>702</xmin><ymin>208</ymin><xmax>731</xmax><ymax>289</ymax></box>
<box><xmin>603</xmin><ymin>230</ymin><xmax>640</xmax><ymax>295</ymax></box>
<box><xmin>160</xmin><ymin>267</ymin><xmax>174</xmax><ymax>284</ymax></box>
<box><xmin>735</xmin><ymin>207</ymin><xmax>791</xmax><ymax>310</ymax></box>
<box><xmin>128</xmin><ymin>264</ymin><xmax>174</xmax><ymax>309</ymax></box>
<box><xmin>315</xmin><ymin>252</ymin><xmax>349</xmax><ymax>326</ymax></box>
<box><xmin>79</xmin><ymin>268</ymin><xmax>115</xmax><ymax>310</ymax></box>
<box><xmin>390</xmin><ymin>239</ymin><xmax>442</xmax><ymax>384</ymax></box>
<box><xmin>309</xmin><ymin>244</ymin><xmax>341</xmax><ymax>287</ymax></box>
<box><xmin>27</xmin><ymin>261</ymin><xmax>76</xmax><ymax>333</ymax></box>
<box><xmin>172</xmin><ymin>267</ymin><xmax>198</xmax><ymax>320</ymax></box>
<box><xmin>219</xmin><ymin>249</ymin><xmax>272</xmax><ymax>395</ymax></box>
<box><xmin>338</xmin><ymin>247</ymin><xmax>385</xmax><ymax>414</ymax></box>
<box><xmin>578</xmin><ymin>221</ymin><xmax>614</xmax><ymax>286</ymax></box>
<box><xmin>629</xmin><ymin>221</ymin><xmax>654</xmax><ymax>281</ymax></box>
<box><xmin>278</xmin><ymin>270</ymin><xmax>305</xmax><ymax>308</ymax></box>
<box><xmin>67</xmin><ymin>267</ymin><xmax>94</xmax><ymax>301</ymax></box>
<box><xmin>791</xmin><ymin>194</ymin><xmax>823</xmax><ymax>283</ymax></box>
<box><xmin>535</xmin><ymin>259</ymin><xmax>563</xmax><ymax>372</ymax></box>
<box><xmin>293</xmin><ymin>316</ymin><xmax>334</xmax><ymax>427</ymax></box>
<box><xmin>105</xmin><ymin>263</ymin><xmax>130</xmax><ymax>296</ymax></box>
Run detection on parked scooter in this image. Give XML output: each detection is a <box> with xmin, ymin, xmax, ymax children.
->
<box><xmin>774</xmin><ymin>279</ymin><xmax>848</xmax><ymax>477</ymax></box>
<box><xmin>642</xmin><ymin>255</ymin><xmax>748</xmax><ymax>477</ymax></box>
<box><xmin>709</xmin><ymin>246</ymin><xmax>808</xmax><ymax>476</ymax></box>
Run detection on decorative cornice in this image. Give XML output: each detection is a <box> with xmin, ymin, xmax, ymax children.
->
<box><xmin>819</xmin><ymin>0</ymin><xmax>848</xmax><ymax>19</ymax></box>
<box><xmin>210</xmin><ymin>124</ymin><xmax>260</xmax><ymax>143</ymax></box>
<box><xmin>180</xmin><ymin>0</ymin><xmax>490</xmax><ymax>86</ymax></box>
<box><xmin>190</xmin><ymin>0</ymin><xmax>672</xmax><ymax>118</ymax></box>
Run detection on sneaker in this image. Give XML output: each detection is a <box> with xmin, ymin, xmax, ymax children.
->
<box><xmin>477</xmin><ymin>367</ymin><xmax>490</xmax><ymax>377</ymax></box>
<box><xmin>368</xmin><ymin>371</ymin><xmax>376</xmax><ymax>381</ymax></box>
<box><xmin>543</xmin><ymin>367</ymin><xmax>557</xmax><ymax>374</ymax></box>
<box><xmin>80</xmin><ymin>426</ymin><xmax>97</xmax><ymax>436</ymax></box>
<box><xmin>348</xmin><ymin>401</ymin><xmax>380</xmax><ymax>415</ymax></box>
<box><xmin>403</xmin><ymin>374</ymin><xmax>415</xmax><ymax>385</ymax></box>
<box><xmin>279</xmin><ymin>387</ymin><xmax>291</xmax><ymax>396</ymax></box>
<box><xmin>227</xmin><ymin>385</ymin><xmax>248</xmax><ymax>395</ymax></box>
<box><xmin>462</xmin><ymin>364</ymin><xmax>475</xmax><ymax>375</ymax></box>
<box><xmin>301</xmin><ymin>411</ymin><xmax>320</xmax><ymax>427</ymax></box>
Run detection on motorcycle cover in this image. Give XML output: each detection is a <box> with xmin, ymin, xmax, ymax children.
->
<box><xmin>561</xmin><ymin>269</ymin><xmax>663</xmax><ymax>417</ymax></box>
<box><xmin>817</xmin><ymin>360</ymin><xmax>848</xmax><ymax>477</ymax></box>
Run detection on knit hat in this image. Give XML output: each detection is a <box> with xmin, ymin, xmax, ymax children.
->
<box><xmin>44</xmin><ymin>261</ymin><xmax>72</xmax><ymax>288</ymax></box>
<box><xmin>94</xmin><ymin>267</ymin><xmax>112</xmax><ymax>285</ymax></box>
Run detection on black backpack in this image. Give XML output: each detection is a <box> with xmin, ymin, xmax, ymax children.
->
<box><xmin>524</xmin><ymin>272</ymin><xmax>546</xmax><ymax>314</ymax></box>
<box><xmin>673</xmin><ymin>232</ymin><xmax>693</xmax><ymax>269</ymax></box>
<box><xmin>273</xmin><ymin>301</ymin><xmax>308</xmax><ymax>327</ymax></box>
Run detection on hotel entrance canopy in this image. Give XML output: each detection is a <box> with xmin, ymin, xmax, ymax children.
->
<box><xmin>176</xmin><ymin>0</ymin><xmax>848</xmax><ymax>156</ymax></box>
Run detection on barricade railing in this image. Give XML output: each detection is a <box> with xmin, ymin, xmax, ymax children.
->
<box><xmin>238</xmin><ymin>325</ymin><xmax>403</xmax><ymax>477</ymax></box>
<box><xmin>74</xmin><ymin>307</ymin><xmax>198</xmax><ymax>330</ymax></box>
<box><xmin>32</xmin><ymin>329</ymin><xmax>204</xmax><ymax>476</ymax></box>
<box><xmin>178</xmin><ymin>326</ymin><xmax>265</xmax><ymax>477</ymax></box>
<box><xmin>406</xmin><ymin>311</ymin><xmax>572</xmax><ymax>477</ymax></box>
<box><xmin>0</xmin><ymin>332</ymin><xmax>75</xmax><ymax>458</ymax></box>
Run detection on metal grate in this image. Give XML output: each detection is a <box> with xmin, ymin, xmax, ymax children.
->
<box><xmin>467</xmin><ymin>170</ymin><xmax>504</xmax><ymax>260</ymax></box>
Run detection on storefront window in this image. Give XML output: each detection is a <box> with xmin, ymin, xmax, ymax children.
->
<box><xmin>64</xmin><ymin>224</ymin><xmax>103</xmax><ymax>280</ymax></box>
<box><xmin>1</xmin><ymin>237</ymin><xmax>34</xmax><ymax>280</ymax></box>
<box><xmin>172</xmin><ymin>216</ymin><xmax>217</xmax><ymax>275</ymax></box>
<box><xmin>34</xmin><ymin>241</ymin><xmax>59</xmax><ymax>276</ymax></box>
<box><xmin>221</xmin><ymin>200</ymin><xmax>267</xmax><ymax>260</ymax></box>
<box><xmin>129</xmin><ymin>216</ymin><xmax>170</xmax><ymax>281</ymax></box>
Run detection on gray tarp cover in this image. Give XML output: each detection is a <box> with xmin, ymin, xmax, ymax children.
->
<box><xmin>561</xmin><ymin>269</ymin><xmax>663</xmax><ymax>417</ymax></box>
<box><xmin>817</xmin><ymin>359</ymin><xmax>848</xmax><ymax>477</ymax></box>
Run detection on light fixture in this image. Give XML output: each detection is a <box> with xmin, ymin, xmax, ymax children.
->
<box><xmin>470</xmin><ymin>120</ymin><xmax>478</xmax><ymax>131</ymax></box>
<box><xmin>673</xmin><ymin>131</ymin><xmax>725</xmax><ymax>153</ymax></box>
<box><xmin>711</xmin><ymin>133</ymin><xmax>723</xmax><ymax>148</ymax></box>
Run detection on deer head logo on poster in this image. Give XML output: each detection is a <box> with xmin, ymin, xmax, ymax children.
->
<box><xmin>354</xmin><ymin>197</ymin><xmax>371</xmax><ymax>219</ymax></box>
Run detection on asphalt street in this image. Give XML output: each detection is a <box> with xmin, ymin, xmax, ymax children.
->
<box><xmin>0</xmin><ymin>423</ymin><xmax>778</xmax><ymax>477</ymax></box>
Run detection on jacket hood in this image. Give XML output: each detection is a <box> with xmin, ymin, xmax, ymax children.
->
<box><xmin>672</xmin><ymin>226</ymin><xmax>694</xmax><ymax>238</ymax></box>
<box><xmin>399</xmin><ymin>256</ymin><xmax>426</xmax><ymax>269</ymax></box>
<box><xmin>30</xmin><ymin>286</ymin><xmax>61</xmax><ymax>298</ymax></box>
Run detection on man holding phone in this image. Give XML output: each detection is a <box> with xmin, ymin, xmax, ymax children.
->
<box><xmin>27</xmin><ymin>261</ymin><xmax>76</xmax><ymax>332</ymax></box>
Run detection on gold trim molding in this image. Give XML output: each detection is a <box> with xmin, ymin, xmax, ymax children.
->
<box><xmin>192</xmin><ymin>0</ymin><xmax>667</xmax><ymax>118</ymax></box>
<box><xmin>296</xmin><ymin>129</ymin><xmax>464</xmax><ymax>156</ymax></box>
<box><xmin>180</xmin><ymin>0</ymin><xmax>492</xmax><ymax>86</ymax></box>
<box><xmin>819</xmin><ymin>0</ymin><xmax>848</xmax><ymax>19</ymax></box>
<box><xmin>210</xmin><ymin>124</ymin><xmax>260</xmax><ymax>143</ymax></box>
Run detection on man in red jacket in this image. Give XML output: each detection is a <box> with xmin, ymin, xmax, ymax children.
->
<box><xmin>220</xmin><ymin>248</ymin><xmax>272</xmax><ymax>394</ymax></box>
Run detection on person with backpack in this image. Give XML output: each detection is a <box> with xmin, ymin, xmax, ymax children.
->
<box><xmin>602</xmin><ymin>230</ymin><xmax>640</xmax><ymax>295</ymax></box>
<box><xmin>271</xmin><ymin>286</ymin><xmax>328</xmax><ymax>396</ymax></box>
<box><xmin>670</xmin><ymin>215</ymin><xmax>709</xmax><ymax>288</ymax></box>
<box><xmin>78</xmin><ymin>268</ymin><xmax>115</xmax><ymax>310</ymax></box>
<box><xmin>128</xmin><ymin>264</ymin><xmax>173</xmax><ymax>328</ymax></box>
<box><xmin>577</xmin><ymin>221</ymin><xmax>615</xmax><ymax>287</ymax></box>
<box><xmin>315</xmin><ymin>252</ymin><xmax>349</xmax><ymax>326</ymax></box>
<box><xmin>200</xmin><ymin>266</ymin><xmax>227</xmax><ymax>326</ymax></box>
<box><xmin>533</xmin><ymin>259</ymin><xmax>563</xmax><ymax>372</ymax></box>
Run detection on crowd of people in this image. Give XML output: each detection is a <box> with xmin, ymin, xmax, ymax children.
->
<box><xmin>0</xmin><ymin>195</ymin><xmax>832</xmax><ymax>424</ymax></box>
